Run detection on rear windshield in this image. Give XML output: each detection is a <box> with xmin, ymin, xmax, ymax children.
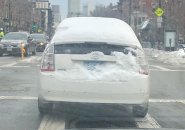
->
<box><xmin>3</xmin><ymin>33</ymin><xmax>27</xmax><ymax>40</ymax></box>
<box><xmin>54</xmin><ymin>43</ymin><xmax>136</xmax><ymax>56</ymax></box>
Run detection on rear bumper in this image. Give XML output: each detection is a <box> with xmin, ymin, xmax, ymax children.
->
<box><xmin>40</xmin><ymin>99</ymin><xmax>147</xmax><ymax>118</ymax></box>
<box><xmin>39</xmin><ymin>73</ymin><xmax>150</xmax><ymax>105</ymax></box>
<box><xmin>3</xmin><ymin>47</ymin><xmax>21</xmax><ymax>54</ymax></box>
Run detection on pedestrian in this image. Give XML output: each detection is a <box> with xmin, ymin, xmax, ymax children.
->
<box><xmin>0</xmin><ymin>28</ymin><xmax>5</xmax><ymax>40</ymax></box>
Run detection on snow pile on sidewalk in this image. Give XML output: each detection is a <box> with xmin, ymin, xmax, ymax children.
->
<box><xmin>55</xmin><ymin>52</ymin><xmax>141</xmax><ymax>82</ymax></box>
<box><xmin>145</xmin><ymin>48</ymin><xmax>185</xmax><ymax>65</ymax></box>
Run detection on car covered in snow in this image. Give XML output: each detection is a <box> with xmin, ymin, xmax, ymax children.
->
<box><xmin>38</xmin><ymin>17</ymin><xmax>150</xmax><ymax>118</ymax></box>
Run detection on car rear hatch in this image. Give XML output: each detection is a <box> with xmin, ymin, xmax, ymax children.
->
<box><xmin>42</xmin><ymin>42</ymin><xmax>148</xmax><ymax>81</ymax></box>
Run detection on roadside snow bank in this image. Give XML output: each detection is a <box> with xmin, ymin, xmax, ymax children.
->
<box><xmin>55</xmin><ymin>52</ymin><xmax>142</xmax><ymax>81</ymax></box>
<box><xmin>145</xmin><ymin>48</ymin><xmax>185</xmax><ymax>65</ymax></box>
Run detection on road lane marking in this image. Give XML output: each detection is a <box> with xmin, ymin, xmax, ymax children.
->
<box><xmin>150</xmin><ymin>69</ymin><xmax>185</xmax><ymax>72</ymax></box>
<box><xmin>38</xmin><ymin>115</ymin><xmax>65</xmax><ymax>130</ymax></box>
<box><xmin>0</xmin><ymin>62</ymin><xmax>17</xmax><ymax>67</ymax></box>
<box><xmin>150</xmin><ymin>99</ymin><xmax>185</xmax><ymax>104</ymax></box>
<box><xmin>0</xmin><ymin>96</ymin><xmax>185</xmax><ymax>104</ymax></box>
<box><xmin>0</xmin><ymin>65</ymin><xmax>31</xmax><ymax>68</ymax></box>
<box><xmin>149</xmin><ymin>69</ymin><xmax>159</xmax><ymax>71</ymax></box>
<box><xmin>159</xmin><ymin>65</ymin><xmax>185</xmax><ymax>68</ymax></box>
<box><xmin>0</xmin><ymin>96</ymin><xmax>37</xmax><ymax>100</ymax></box>
<box><xmin>150</xmin><ymin>65</ymin><xmax>171</xmax><ymax>71</ymax></box>
<box><xmin>136</xmin><ymin>114</ymin><xmax>161</xmax><ymax>128</ymax></box>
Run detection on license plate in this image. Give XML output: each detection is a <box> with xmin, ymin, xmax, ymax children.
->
<box><xmin>7</xmin><ymin>46</ymin><xmax>12</xmax><ymax>51</ymax></box>
<box><xmin>84</xmin><ymin>61</ymin><xmax>104</xmax><ymax>71</ymax></box>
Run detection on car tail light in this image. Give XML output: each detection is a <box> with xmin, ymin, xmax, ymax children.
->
<box><xmin>41</xmin><ymin>45</ymin><xmax>55</xmax><ymax>72</ymax></box>
<box><xmin>136</xmin><ymin>50</ymin><xmax>149</xmax><ymax>75</ymax></box>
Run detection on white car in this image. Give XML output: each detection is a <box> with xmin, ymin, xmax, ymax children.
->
<box><xmin>38</xmin><ymin>17</ymin><xmax>150</xmax><ymax>117</ymax></box>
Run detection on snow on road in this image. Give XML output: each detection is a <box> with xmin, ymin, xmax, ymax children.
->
<box><xmin>21</xmin><ymin>56</ymin><xmax>41</xmax><ymax>63</ymax></box>
<box><xmin>145</xmin><ymin>48</ymin><xmax>185</xmax><ymax>65</ymax></box>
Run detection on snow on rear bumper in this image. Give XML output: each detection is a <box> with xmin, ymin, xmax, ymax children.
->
<box><xmin>39</xmin><ymin>72</ymin><xmax>150</xmax><ymax>104</ymax></box>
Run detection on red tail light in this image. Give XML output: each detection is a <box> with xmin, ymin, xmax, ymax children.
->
<box><xmin>139</xmin><ymin>65</ymin><xmax>149</xmax><ymax>75</ymax></box>
<box><xmin>137</xmin><ymin>49</ymin><xmax>149</xmax><ymax>75</ymax></box>
<box><xmin>41</xmin><ymin>45</ymin><xmax>55</xmax><ymax>72</ymax></box>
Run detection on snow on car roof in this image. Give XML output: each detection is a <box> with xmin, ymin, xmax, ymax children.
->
<box><xmin>52</xmin><ymin>17</ymin><xmax>142</xmax><ymax>48</ymax></box>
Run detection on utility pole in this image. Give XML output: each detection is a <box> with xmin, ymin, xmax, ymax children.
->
<box><xmin>8</xmin><ymin>0</ymin><xmax>11</xmax><ymax>32</ymax></box>
<box><xmin>129</xmin><ymin>0</ymin><xmax>132</xmax><ymax>25</ymax></box>
<box><xmin>158</xmin><ymin>0</ymin><xmax>162</xmax><ymax>48</ymax></box>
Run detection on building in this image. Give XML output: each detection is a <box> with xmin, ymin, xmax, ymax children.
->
<box><xmin>0</xmin><ymin>0</ymin><xmax>33</xmax><ymax>32</ymax></box>
<box><xmin>52</xmin><ymin>5</ymin><xmax>61</xmax><ymax>28</ymax></box>
<box><xmin>68</xmin><ymin>0</ymin><xmax>81</xmax><ymax>17</ymax></box>
<box><xmin>120</xmin><ymin>0</ymin><xmax>151</xmax><ymax>32</ymax></box>
<box><xmin>82</xmin><ymin>0</ymin><xmax>94</xmax><ymax>16</ymax></box>
<box><xmin>35</xmin><ymin>0</ymin><xmax>50</xmax><ymax>32</ymax></box>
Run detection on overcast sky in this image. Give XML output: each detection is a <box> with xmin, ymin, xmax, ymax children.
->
<box><xmin>50</xmin><ymin>0</ymin><xmax>118</xmax><ymax>20</ymax></box>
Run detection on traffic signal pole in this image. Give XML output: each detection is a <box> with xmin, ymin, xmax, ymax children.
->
<box><xmin>158</xmin><ymin>0</ymin><xmax>162</xmax><ymax>49</ymax></box>
<box><xmin>8</xmin><ymin>0</ymin><xmax>11</xmax><ymax>32</ymax></box>
<box><xmin>129</xmin><ymin>0</ymin><xmax>132</xmax><ymax>25</ymax></box>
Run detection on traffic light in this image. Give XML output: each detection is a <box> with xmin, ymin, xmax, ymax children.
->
<box><xmin>32</xmin><ymin>23</ymin><xmax>38</xmax><ymax>33</ymax></box>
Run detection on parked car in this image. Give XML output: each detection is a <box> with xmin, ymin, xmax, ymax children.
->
<box><xmin>0</xmin><ymin>32</ymin><xmax>36</xmax><ymax>56</ymax></box>
<box><xmin>38</xmin><ymin>17</ymin><xmax>150</xmax><ymax>118</ymax></box>
<box><xmin>30</xmin><ymin>33</ymin><xmax>49</xmax><ymax>52</ymax></box>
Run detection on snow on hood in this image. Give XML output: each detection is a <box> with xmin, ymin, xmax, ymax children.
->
<box><xmin>54</xmin><ymin>51</ymin><xmax>142</xmax><ymax>81</ymax></box>
<box><xmin>145</xmin><ymin>48</ymin><xmax>185</xmax><ymax>65</ymax></box>
<box><xmin>52</xmin><ymin>17</ymin><xmax>142</xmax><ymax>49</ymax></box>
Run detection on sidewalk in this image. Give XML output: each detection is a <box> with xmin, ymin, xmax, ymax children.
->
<box><xmin>144</xmin><ymin>48</ymin><xmax>185</xmax><ymax>65</ymax></box>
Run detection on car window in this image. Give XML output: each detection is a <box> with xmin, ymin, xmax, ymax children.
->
<box><xmin>3</xmin><ymin>33</ymin><xmax>27</xmax><ymax>40</ymax></box>
<box><xmin>54</xmin><ymin>43</ymin><xmax>137</xmax><ymax>56</ymax></box>
<box><xmin>31</xmin><ymin>34</ymin><xmax>45</xmax><ymax>40</ymax></box>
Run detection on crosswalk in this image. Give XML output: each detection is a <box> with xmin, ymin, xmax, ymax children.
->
<box><xmin>38</xmin><ymin>114</ymin><xmax>161</xmax><ymax>130</ymax></box>
<box><xmin>0</xmin><ymin>56</ymin><xmax>41</xmax><ymax>68</ymax></box>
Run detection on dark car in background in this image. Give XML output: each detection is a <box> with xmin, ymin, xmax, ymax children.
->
<box><xmin>0</xmin><ymin>43</ymin><xmax>3</xmax><ymax>56</ymax></box>
<box><xmin>30</xmin><ymin>33</ymin><xmax>49</xmax><ymax>52</ymax></box>
<box><xmin>0</xmin><ymin>32</ymin><xmax>36</xmax><ymax>56</ymax></box>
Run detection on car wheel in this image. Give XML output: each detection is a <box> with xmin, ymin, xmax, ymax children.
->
<box><xmin>133</xmin><ymin>103</ymin><xmax>148</xmax><ymax>117</ymax></box>
<box><xmin>32</xmin><ymin>48</ymin><xmax>36</xmax><ymax>55</ymax></box>
<box><xmin>38</xmin><ymin>98</ymin><xmax>53</xmax><ymax>115</ymax></box>
<box><xmin>0</xmin><ymin>53</ymin><xmax>3</xmax><ymax>57</ymax></box>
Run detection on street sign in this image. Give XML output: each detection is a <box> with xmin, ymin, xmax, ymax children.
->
<box><xmin>155</xmin><ymin>7</ymin><xmax>164</xmax><ymax>17</ymax></box>
<box><xmin>157</xmin><ymin>17</ymin><xmax>163</xmax><ymax>28</ymax></box>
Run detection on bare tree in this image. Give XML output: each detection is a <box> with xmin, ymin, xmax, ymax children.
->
<box><xmin>91</xmin><ymin>3</ymin><xmax>122</xmax><ymax>19</ymax></box>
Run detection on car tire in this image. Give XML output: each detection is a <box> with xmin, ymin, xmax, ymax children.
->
<box><xmin>0</xmin><ymin>53</ymin><xmax>3</xmax><ymax>57</ymax></box>
<box><xmin>32</xmin><ymin>49</ymin><xmax>36</xmax><ymax>55</ymax></box>
<box><xmin>38</xmin><ymin>98</ymin><xmax>53</xmax><ymax>115</ymax></box>
<box><xmin>133</xmin><ymin>103</ymin><xmax>148</xmax><ymax>117</ymax></box>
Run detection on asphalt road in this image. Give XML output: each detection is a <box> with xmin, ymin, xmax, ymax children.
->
<box><xmin>0</xmin><ymin>51</ymin><xmax>185</xmax><ymax>130</ymax></box>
